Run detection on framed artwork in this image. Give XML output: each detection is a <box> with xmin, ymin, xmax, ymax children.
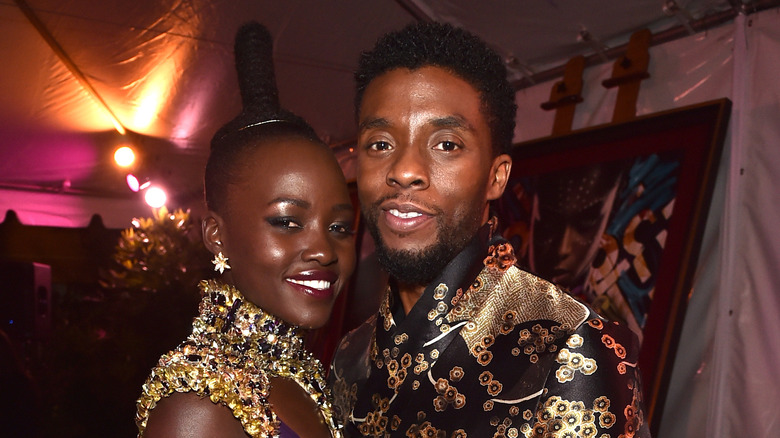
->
<box><xmin>496</xmin><ymin>98</ymin><xmax>731</xmax><ymax>434</ymax></box>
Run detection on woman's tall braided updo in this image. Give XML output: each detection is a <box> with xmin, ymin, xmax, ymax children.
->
<box><xmin>205</xmin><ymin>22</ymin><xmax>322</xmax><ymax>213</ymax></box>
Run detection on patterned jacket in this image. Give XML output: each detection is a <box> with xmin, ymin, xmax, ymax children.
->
<box><xmin>330</xmin><ymin>225</ymin><xmax>650</xmax><ymax>438</ymax></box>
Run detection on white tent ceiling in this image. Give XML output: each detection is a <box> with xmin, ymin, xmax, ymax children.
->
<box><xmin>0</xmin><ymin>0</ymin><xmax>769</xmax><ymax>225</ymax></box>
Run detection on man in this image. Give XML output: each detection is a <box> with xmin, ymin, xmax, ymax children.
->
<box><xmin>330</xmin><ymin>22</ymin><xmax>650</xmax><ymax>438</ymax></box>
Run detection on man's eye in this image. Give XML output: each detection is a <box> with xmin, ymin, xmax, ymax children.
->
<box><xmin>267</xmin><ymin>217</ymin><xmax>302</xmax><ymax>229</ymax></box>
<box><xmin>433</xmin><ymin>140</ymin><xmax>460</xmax><ymax>151</ymax></box>
<box><xmin>368</xmin><ymin>141</ymin><xmax>392</xmax><ymax>151</ymax></box>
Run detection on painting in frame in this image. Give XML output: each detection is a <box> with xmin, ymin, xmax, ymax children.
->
<box><xmin>496</xmin><ymin>98</ymin><xmax>731</xmax><ymax>434</ymax></box>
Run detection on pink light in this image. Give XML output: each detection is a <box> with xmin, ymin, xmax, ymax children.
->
<box><xmin>127</xmin><ymin>174</ymin><xmax>152</xmax><ymax>193</ymax></box>
<box><xmin>126</xmin><ymin>174</ymin><xmax>140</xmax><ymax>192</ymax></box>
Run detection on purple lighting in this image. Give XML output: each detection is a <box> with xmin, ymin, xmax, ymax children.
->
<box><xmin>126</xmin><ymin>174</ymin><xmax>140</xmax><ymax>192</ymax></box>
<box><xmin>126</xmin><ymin>174</ymin><xmax>151</xmax><ymax>192</ymax></box>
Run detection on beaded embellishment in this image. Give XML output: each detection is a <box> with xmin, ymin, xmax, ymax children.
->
<box><xmin>136</xmin><ymin>279</ymin><xmax>342</xmax><ymax>437</ymax></box>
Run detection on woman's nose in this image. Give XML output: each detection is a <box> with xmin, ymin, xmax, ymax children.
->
<box><xmin>302</xmin><ymin>228</ymin><xmax>337</xmax><ymax>265</ymax></box>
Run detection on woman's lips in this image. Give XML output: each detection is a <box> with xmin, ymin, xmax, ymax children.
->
<box><xmin>286</xmin><ymin>271</ymin><xmax>338</xmax><ymax>299</ymax></box>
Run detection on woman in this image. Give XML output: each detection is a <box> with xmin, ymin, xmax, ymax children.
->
<box><xmin>135</xmin><ymin>22</ymin><xmax>355</xmax><ymax>437</ymax></box>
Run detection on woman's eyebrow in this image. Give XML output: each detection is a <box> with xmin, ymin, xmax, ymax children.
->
<box><xmin>268</xmin><ymin>197</ymin><xmax>311</xmax><ymax>209</ymax></box>
<box><xmin>333</xmin><ymin>203</ymin><xmax>354</xmax><ymax>213</ymax></box>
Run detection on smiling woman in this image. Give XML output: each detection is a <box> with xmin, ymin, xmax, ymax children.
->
<box><xmin>206</xmin><ymin>136</ymin><xmax>355</xmax><ymax>330</ymax></box>
<box><xmin>134</xmin><ymin>22</ymin><xmax>354</xmax><ymax>438</ymax></box>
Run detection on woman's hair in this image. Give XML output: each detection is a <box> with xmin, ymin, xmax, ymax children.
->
<box><xmin>205</xmin><ymin>22</ymin><xmax>322</xmax><ymax>213</ymax></box>
<box><xmin>355</xmin><ymin>21</ymin><xmax>517</xmax><ymax>156</ymax></box>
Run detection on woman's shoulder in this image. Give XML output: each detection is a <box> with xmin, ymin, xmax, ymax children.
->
<box><xmin>141</xmin><ymin>391</ymin><xmax>247</xmax><ymax>437</ymax></box>
<box><xmin>136</xmin><ymin>337</ymin><xmax>277</xmax><ymax>437</ymax></box>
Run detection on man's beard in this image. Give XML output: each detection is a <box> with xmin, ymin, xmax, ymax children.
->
<box><xmin>363</xmin><ymin>201</ymin><xmax>484</xmax><ymax>287</ymax></box>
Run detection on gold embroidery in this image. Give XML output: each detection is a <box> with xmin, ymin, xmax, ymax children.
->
<box><xmin>380</xmin><ymin>286</ymin><xmax>394</xmax><ymax>331</ymax></box>
<box><xmin>434</xmin><ymin>283</ymin><xmax>448</xmax><ymax>300</ymax></box>
<box><xmin>136</xmin><ymin>280</ymin><xmax>340</xmax><ymax>437</ymax></box>
<box><xmin>527</xmin><ymin>395</ymin><xmax>615</xmax><ymax>437</ymax></box>
<box><xmin>433</xmin><ymin>378</ymin><xmax>466</xmax><ymax>411</ymax></box>
<box><xmin>450</xmin><ymin>265</ymin><xmax>589</xmax><ymax>354</ymax></box>
<box><xmin>555</xmin><ymin>348</ymin><xmax>598</xmax><ymax>383</ymax></box>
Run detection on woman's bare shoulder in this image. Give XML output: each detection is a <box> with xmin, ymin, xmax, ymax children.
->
<box><xmin>269</xmin><ymin>377</ymin><xmax>331</xmax><ymax>438</ymax></box>
<box><xmin>143</xmin><ymin>391</ymin><xmax>247</xmax><ymax>438</ymax></box>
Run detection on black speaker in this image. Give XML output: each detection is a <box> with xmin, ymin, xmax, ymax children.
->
<box><xmin>0</xmin><ymin>261</ymin><xmax>52</xmax><ymax>341</ymax></box>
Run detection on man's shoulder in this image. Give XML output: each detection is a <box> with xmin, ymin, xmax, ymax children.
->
<box><xmin>328</xmin><ymin>314</ymin><xmax>376</xmax><ymax>425</ymax></box>
<box><xmin>462</xmin><ymin>264</ymin><xmax>594</xmax><ymax>331</ymax></box>
<box><xmin>330</xmin><ymin>314</ymin><xmax>375</xmax><ymax>376</ymax></box>
<box><xmin>338</xmin><ymin>314</ymin><xmax>376</xmax><ymax>348</ymax></box>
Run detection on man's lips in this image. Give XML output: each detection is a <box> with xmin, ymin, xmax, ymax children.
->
<box><xmin>285</xmin><ymin>270</ymin><xmax>338</xmax><ymax>299</ymax></box>
<box><xmin>387</xmin><ymin>208</ymin><xmax>423</xmax><ymax>219</ymax></box>
<box><xmin>380</xmin><ymin>201</ymin><xmax>435</xmax><ymax>233</ymax></box>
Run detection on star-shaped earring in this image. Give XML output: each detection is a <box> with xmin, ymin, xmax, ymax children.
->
<box><xmin>212</xmin><ymin>252</ymin><xmax>231</xmax><ymax>274</ymax></box>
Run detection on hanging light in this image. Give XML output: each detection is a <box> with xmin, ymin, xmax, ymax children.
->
<box><xmin>114</xmin><ymin>146</ymin><xmax>136</xmax><ymax>167</ymax></box>
<box><xmin>144</xmin><ymin>186</ymin><xmax>167</xmax><ymax>208</ymax></box>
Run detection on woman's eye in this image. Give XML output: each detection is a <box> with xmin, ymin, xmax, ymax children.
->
<box><xmin>267</xmin><ymin>217</ymin><xmax>302</xmax><ymax>229</ymax></box>
<box><xmin>433</xmin><ymin>140</ymin><xmax>460</xmax><ymax>151</ymax></box>
<box><xmin>329</xmin><ymin>223</ymin><xmax>355</xmax><ymax>236</ymax></box>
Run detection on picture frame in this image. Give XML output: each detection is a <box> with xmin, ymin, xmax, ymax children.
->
<box><xmin>496</xmin><ymin>98</ymin><xmax>731</xmax><ymax>434</ymax></box>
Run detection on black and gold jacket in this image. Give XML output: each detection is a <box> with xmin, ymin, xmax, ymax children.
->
<box><xmin>330</xmin><ymin>224</ymin><xmax>650</xmax><ymax>437</ymax></box>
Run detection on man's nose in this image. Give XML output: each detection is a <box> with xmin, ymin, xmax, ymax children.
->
<box><xmin>386</xmin><ymin>145</ymin><xmax>429</xmax><ymax>190</ymax></box>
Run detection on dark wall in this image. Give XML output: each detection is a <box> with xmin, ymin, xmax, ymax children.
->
<box><xmin>0</xmin><ymin>210</ymin><xmax>140</xmax><ymax>437</ymax></box>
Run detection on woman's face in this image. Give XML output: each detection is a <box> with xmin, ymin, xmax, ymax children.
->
<box><xmin>213</xmin><ymin>137</ymin><xmax>356</xmax><ymax>329</ymax></box>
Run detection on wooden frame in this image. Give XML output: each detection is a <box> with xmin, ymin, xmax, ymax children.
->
<box><xmin>496</xmin><ymin>98</ymin><xmax>731</xmax><ymax>434</ymax></box>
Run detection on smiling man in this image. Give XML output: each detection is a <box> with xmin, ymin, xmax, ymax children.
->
<box><xmin>330</xmin><ymin>22</ymin><xmax>651</xmax><ymax>438</ymax></box>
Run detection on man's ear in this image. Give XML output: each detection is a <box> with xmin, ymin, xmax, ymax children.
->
<box><xmin>487</xmin><ymin>154</ymin><xmax>512</xmax><ymax>201</ymax></box>
<box><xmin>202</xmin><ymin>211</ymin><xmax>226</xmax><ymax>256</ymax></box>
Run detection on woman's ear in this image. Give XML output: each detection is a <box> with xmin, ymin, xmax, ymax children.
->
<box><xmin>202</xmin><ymin>212</ymin><xmax>226</xmax><ymax>256</ymax></box>
<box><xmin>487</xmin><ymin>154</ymin><xmax>512</xmax><ymax>201</ymax></box>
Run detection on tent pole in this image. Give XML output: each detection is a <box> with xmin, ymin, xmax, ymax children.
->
<box><xmin>13</xmin><ymin>0</ymin><xmax>127</xmax><ymax>135</ymax></box>
<box><xmin>511</xmin><ymin>0</ymin><xmax>780</xmax><ymax>90</ymax></box>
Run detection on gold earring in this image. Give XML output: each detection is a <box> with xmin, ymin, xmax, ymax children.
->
<box><xmin>212</xmin><ymin>252</ymin><xmax>231</xmax><ymax>274</ymax></box>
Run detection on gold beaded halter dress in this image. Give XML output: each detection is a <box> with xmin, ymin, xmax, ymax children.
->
<box><xmin>136</xmin><ymin>280</ymin><xmax>342</xmax><ymax>437</ymax></box>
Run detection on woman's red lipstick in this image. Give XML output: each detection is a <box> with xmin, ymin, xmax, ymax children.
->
<box><xmin>285</xmin><ymin>270</ymin><xmax>338</xmax><ymax>299</ymax></box>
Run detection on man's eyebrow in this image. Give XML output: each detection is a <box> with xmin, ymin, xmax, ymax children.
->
<box><xmin>358</xmin><ymin>117</ymin><xmax>390</xmax><ymax>131</ymax></box>
<box><xmin>359</xmin><ymin>115</ymin><xmax>475</xmax><ymax>132</ymax></box>
<box><xmin>268</xmin><ymin>197</ymin><xmax>311</xmax><ymax>209</ymax></box>
<box><xmin>430</xmin><ymin>115</ymin><xmax>474</xmax><ymax>131</ymax></box>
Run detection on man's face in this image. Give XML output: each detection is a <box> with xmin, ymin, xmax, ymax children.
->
<box><xmin>356</xmin><ymin>66</ymin><xmax>510</xmax><ymax>285</ymax></box>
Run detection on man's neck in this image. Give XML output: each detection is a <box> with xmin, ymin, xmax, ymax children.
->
<box><xmin>398</xmin><ymin>283</ymin><xmax>426</xmax><ymax>315</ymax></box>
<box><xmin>392</xmin><ymin>217</ymin><xmax>496</xmax><ymax>316</ymax></box>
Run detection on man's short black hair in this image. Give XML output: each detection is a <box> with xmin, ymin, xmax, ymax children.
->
<box><xmin>355</xmin><ymin>21</ymin><xmax>517</xmax><ymax>156</ymax></box>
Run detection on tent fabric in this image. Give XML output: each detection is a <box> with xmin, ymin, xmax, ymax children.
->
<box><xmin>513</xmin><ymin>9</ymin><xmax>780</xmax><ymax>436</ymax></box>
<box><xmin>2</xmin><ymin>1</ymin><xmax>780</xmax><ymax>434</ymax></box>
<box><xmin>0</xmin><ymin>0</ymin><xmax>415</xmax><ymax>215</ymax></box>
<box><xmin>0</xmin><ymin>188</ymin><xmax>148</xmax><ymax>228</ymax></box>
<box><xmin>2</xmin><ymin>0</ymin><xmax>745</xmax><ymax>228</ymax></box>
